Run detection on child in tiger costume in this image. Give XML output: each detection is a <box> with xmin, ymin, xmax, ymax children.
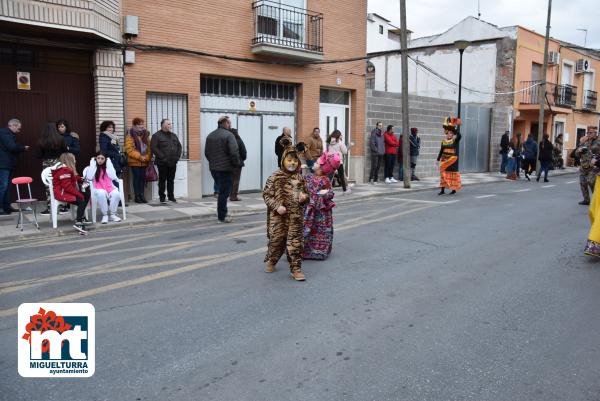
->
<box><xmin>263</xmin><ymin>137</ymin><xmax>309</xmax><ymax>281</ymax></box>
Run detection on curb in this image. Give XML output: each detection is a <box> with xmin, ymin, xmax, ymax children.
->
<box><xmin>0</xmin><ymin>170</ymin><xmax>578</xmax><ymax>243</ymax></box>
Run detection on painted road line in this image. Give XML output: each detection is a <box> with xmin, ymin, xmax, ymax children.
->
<box><xmin>475</xmin><ymin>195</ymin><xmax>497</xmax><ymax>199</ymax></box>
<box><xmin>513</xmin><ymin>189</ymin><xmax>531</xmax><ymax>193</ymax></box>
<box><xmin>566</xmin><ymin>180</ymin><xmax>576</xmax><ymax>184</ymax></box>
<box><xmin>0</xmin><ymin>204</ymin><xmax>435</xmax><ymax>318</ymax></box>
<box><xmin>542</xmin><ymin>185</ymin><xmax>556</xmax><ymax>188</ymax></box>
<box><xmin>383</xmin><ymin>198</ymin><xmax>459</xmax><ymax>205</ymax></box>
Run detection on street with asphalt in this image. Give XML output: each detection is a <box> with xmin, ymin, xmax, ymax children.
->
<box><xmin>1</xmin><ymin>173</ymin><xmax>599</xmax><ymax>401</ymax></box>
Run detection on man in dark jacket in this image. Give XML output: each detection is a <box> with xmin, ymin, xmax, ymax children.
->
<box><xmin>409</xmin><ymin>127</ymin><xmax>421</xmax><ymax>181</ymax></box>
<box><xmin>368</xmin><ymin>122</ymin><xmax>385</xmax><ymax>184</ymax></box>
<box><xmin>275</xmin><ymin>127</ymin><xmax>292</xmax><ymax>168</ymax></box>
<box><xmin>204</xmin><ymin>116</ymin><xmax>241</xmax><ymax>223</ymax></box>
<box><xmin>499</xmin><ymin>131</ymin><xmax>510</xmax><ymax>174</ymax></box>
<box><xmin>150</xmin><ymin>119</ymin><xmax>183</xmax><ymax>203</ymax></box>
<box><xmin>229</xmin><ymin>128</ymin><xmax>247</xmax><ymax>202</ymax></box>
<box><xmin>0</xmin><ymin>119</ymin><xmax>29</xmax><ymax>215</ymax></box>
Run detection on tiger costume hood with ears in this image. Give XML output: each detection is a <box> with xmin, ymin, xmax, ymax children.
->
<box><xmin>278</xmin><ymin>137</ymin><xmax>304</xmax><ymax>173</ymax></box>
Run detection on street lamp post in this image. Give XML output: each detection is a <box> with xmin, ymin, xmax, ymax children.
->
<box><xmin>454</xmin><ymin>40</ymin><xmax>470</xmax><ymax>125</ymax></box>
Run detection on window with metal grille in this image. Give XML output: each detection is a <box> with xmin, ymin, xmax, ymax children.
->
<box><xmin>200</xmin><ymin>76</ymin><xmax>296</xmax><ymax>100</ymax></box>
<box><xmin>146</xmin><ymin>92</ymin><xmax>189</xmax><ymax>159</ymax></box>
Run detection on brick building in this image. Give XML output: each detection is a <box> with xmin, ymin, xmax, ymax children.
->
<box><xmin>122</xmin><ymin>0</ymin><xmax>367</xmax><ymax>197</ymax></box>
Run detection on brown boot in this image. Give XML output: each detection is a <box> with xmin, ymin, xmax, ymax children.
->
<box><xmin>265</xmin><ymin>262</ymin><xmax>276</xmax><ymax>273</ymax></box>
<box><xmin>291</xmin><ymin>270</ymin><xmax>306</xmax><ymax>281</ymax></box>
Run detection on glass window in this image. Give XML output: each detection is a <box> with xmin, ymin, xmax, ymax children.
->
<box><xmin>379</xmin><ymin>25</ymin><xmax>384</xmax><ymax>35</ymax></box>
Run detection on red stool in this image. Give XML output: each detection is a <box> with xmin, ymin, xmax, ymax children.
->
<box><xmin>12</xmin><ymin>177</ymin><xmax>39</xmax><ymax>231</ymax></box>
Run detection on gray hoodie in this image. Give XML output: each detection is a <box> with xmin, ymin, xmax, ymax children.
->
<box><xmin>369</xmin><ymin>128</ymin><xmax>385</xmax><ymax>155</ymax></box>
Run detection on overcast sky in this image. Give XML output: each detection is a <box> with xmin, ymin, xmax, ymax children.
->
<box><xmin>368</xmin><ymin>0</ymin><xmax>600</xmax><ymax>48</ymax></box>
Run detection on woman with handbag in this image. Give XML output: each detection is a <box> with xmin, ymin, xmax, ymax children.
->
<box><xmin>125</xmin><ymin>117</ymin><xmax>152</xmax><ymax>203</ymax></box>
<box><xmin>98</xmin><ymin>120</ymin><xmax>125</xmax><ymax>178</ymax></box>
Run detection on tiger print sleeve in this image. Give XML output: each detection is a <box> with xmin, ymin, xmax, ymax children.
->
<box><xmin>262</xmin><ymin>174</ymin><xmax>282</xmax><ymax>211</ymax></box>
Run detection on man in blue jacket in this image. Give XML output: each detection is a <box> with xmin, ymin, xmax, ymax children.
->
<box><xmin>0</xmin><ymin>119</ymin><xmax>29</xmax><ymax>215</ymax></box>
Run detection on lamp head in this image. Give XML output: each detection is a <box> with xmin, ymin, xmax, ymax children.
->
<box><xmin>454</xmin><ymin>40</ymin><xmax>471</xmax><ymax>51</ymax></box>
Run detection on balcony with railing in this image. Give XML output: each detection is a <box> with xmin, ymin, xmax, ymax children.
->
<box><xmin>583</xmin><ymin>89</ymin><xmax>598</xmax><ymax>111</ymax></box>
<box><xmin>520</xmin><ymin>81</ymin><xmax>577</xmax><ymax>111</ymax></box>
<box><xmin>252</xmin><ymin>0</ymin><xmax>324</xmax><ymax>61</ymax></box>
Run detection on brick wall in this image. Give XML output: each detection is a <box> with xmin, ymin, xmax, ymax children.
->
<box><xmin>122</xmin><ymin>0</ymin><xmax>367</xmax><ymax>161</ymax></box>
<box><xmin>365</xmin><ymin>90</ymin><xmax>455</xmax><ymax>181</ymax></box>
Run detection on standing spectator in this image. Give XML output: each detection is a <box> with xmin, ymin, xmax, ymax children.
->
<box><xmin>513</xmin><ymin>132</ymin><xmax>522</xmax><ymax>178</ymax></box>
<box><xmin>229</xmin><ymin>127</ymin><xmax>247</xmax><ymax>202</ymax></box>
<box><xmin>98</xmin><ymin>120</ymin><xmax>124</xmax><ymax>177</ymax></box>
<box><xmin>499</xmin><ymin>130</ymin><xmax>510</xmax><ymax>174</ymax></box>
<box><xmin>537</xmin><ymin>134</ymin><xmax>554</xmax><ymax>182</ymax></box>
<box><xmin>575</xmin><ymin>127</ymin><xmax>599</xmax><ymax>205</ymax></box>
<box><xmin>553</xmin><ymin>133</ymin><xmax>564</xmax><ymax>169</ymax></box>
<box><xmin>125</xmin><ymin>117</ymin><xmax>151</xmax><ymax>203</ymax></box>
<box><xmin>368</xmin><ymin>121</ymin><xmax>385</xmax><ymax>184</ymax></box>
<box><xmin>305</xmin><ymin>127</ymin><xmax>323</xmax><ymax>170</ymax></box>
<box><xmin>397</xmin><ymin>131</ymin><xmax>404</xmax><ymax>180</ymax></box>
<box><xmin>52</xmin><ymin>152</ymin><xmax>89</xmax><ymax>232</ymax></box>
<box><xmin>36</xmin><ymin>122</ymin><xmax>67</xmax><ymax>214</ymax></box>
<box><xmin>56</xmin><ymin>119</ymin><xmax>80</xmax><ymax>156</ymax></box>
<box><xmin>0</xmin><ymin>119</ymin><xmax>29</xmax><ymax>215</ymax></box>
<box><xmin>84</xmin><ymin>152</ymin><xmax>122</xmax><ymax>224</ymax></box>
<box><xmin>204</xmin><ymin>116</ymin><xmax>241</xmax><ymax>223</ymax></box>
<box><xmin>383</xmin><ymin>125</ymin><xmax>399</xmax><ymax>183</ymax></box>
<box><xmin>522</xmin><ymin>133</ymin><xmax>538</xmax><ymax>181</ymax></box>
<box><xmin>275</xmin><ymin>127</ymin><xmax>292</xmax><ymax>168</ymax></box>
<box><xmin>409</xmin><ymin>127</ymin><xmax>421</xmax><ymax>181</ymax></box>
<box><xmin>326</xmin><ymin>130</ymin><xmax>349</xmax><ymax>194</ymax></box>
<box><xmin>150</xmin><ymin>119</ymin><xmax>182</xmax><ymax>204</ymax></box>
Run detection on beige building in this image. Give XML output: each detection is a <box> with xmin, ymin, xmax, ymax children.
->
<box><xmin>0</xmin><ymin>0</ymin><xmax>124</xmax><ymax>195</ymax></box>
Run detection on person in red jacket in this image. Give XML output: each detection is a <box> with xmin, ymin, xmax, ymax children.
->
<box><xmin>383</xmin><ymin>125</ymin><xmax>399</xmax><ymax>183</ymax></box>
<box><xmin>52</xmin><ymin>152</ymin><xmax>90</xmax><ymax>231</ymax></box>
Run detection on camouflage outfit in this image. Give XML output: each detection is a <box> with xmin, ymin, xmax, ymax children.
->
<box><xmin>576</xmin><ymin>137</ymin><xmax>599</xmax><ymax>203</ymax></box>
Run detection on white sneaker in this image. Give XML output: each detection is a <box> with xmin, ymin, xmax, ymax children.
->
<box><xmin>101</xmin><ymin>215</ymin><xmax>108</xmax><ymax>224</ymax></box>
<box><xmin>385</xmin><ymin>178</ymin><xmax>391</xmax><ymax>184</ymax></box>
<box><xmin>344</xmin><ymin>188</ymin><xmax>352</xmax><ymax>195</ymax></box>
<box><xmin>390</xmin><ymin>178</ymin><xmax>398</xmax><ymax>183</ymax></box>
<box><xmin>110</xmin><ymin>214</ymin><xmax>121</xmax><ymax>222</ymax></box>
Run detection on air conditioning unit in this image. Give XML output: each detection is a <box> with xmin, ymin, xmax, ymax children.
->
<box><xmin>576</xmin><ymin>59</ymin><xmax>590</xmax><ymax>73</ymax></box>
<box><xmin>547</xmin><ymin>51</ymin><xmax>560</xmax><ymax>65</ymax></box>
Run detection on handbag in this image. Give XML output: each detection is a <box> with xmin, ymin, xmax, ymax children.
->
<box><xmin>145</xmin><ymin>162</ymin><xmax>158</xmax><ymax>182</ymax></box>
<box><xmin>119</xmin><ymin>152</ymin><xmax>128</xmax><ymax>168</ymax></box>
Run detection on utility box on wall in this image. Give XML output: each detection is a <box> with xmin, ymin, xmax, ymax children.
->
<box><xmin>123</xmin><ymin>15</ymin><xmax>139</xmax><ymax>37</ymax></box>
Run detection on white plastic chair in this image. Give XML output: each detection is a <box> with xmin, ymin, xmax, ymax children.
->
<box><xmin>41</xmin><ymin>165</ymin><xmax>80</xmax><ymax>229</ymax></box>
<box><xmin>83</xmin><ymin>167</ymin><xmax>126</xmax><ymax>224</ymax></box>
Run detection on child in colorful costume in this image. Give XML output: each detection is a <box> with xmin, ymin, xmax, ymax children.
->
<box><xmin>303</xmin><ymin>151</ymin><xmax>338</xmax><ymax>260</ymax></box>
<box><xmin>437</xmin><ymin>116</ymin><xmax>462</xmax><ymax>195</ymax></box>
<box><xmin>263</xmin><ymin>137</ymin><xmax>309</xmax><ymax>281</ymax></box>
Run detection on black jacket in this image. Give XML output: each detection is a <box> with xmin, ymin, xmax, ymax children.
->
<box><xmin>99</xmin><ymin>132</ymin><xmax>123</xmax><ymax>174</ymax></box>
<box><xmin>36</xmin><ymin>142</ymin><xmax>67</xmax><ymax>160</ymax></box>
<box><xmin>232</xmin><ymin>131</ymin><xmax>247</xmax><ymax>168</ymax></box>
<box><xmin>204</xmin><ymin>127</ymin><xmax>241</xmax><ymax>172</ymax></box>
<box><xmin>151</xmin><ymin>130</ymin><xmax>182</xmax><ymax>167</ymax></box>
<box><xmin>500</xmin><ymin>133</ymin><xmax>510</xmax><ymax>155</ymax></box>
<box><xmin>61</xmin><ymin>132</ymin><xmax>80</xmax><ymax>155</ymax></box>
<box><xmin>409</xmin><ymin>134</ymin><xmax>420</xmax><ymax>157</ymax></box>
<box><xmin>0</xmin><ymin>127</ymin><xmax>26</xmax><ymax>170</ymax></box>
<box><xmin>275</xmin><ymin>134</ymin><xmax>288</xmax><ymax>166</ymax></box>
<box><xmin>539</xmin><ymin>139</ymin><xmax>554</xmax><ymax>162</ymax></box>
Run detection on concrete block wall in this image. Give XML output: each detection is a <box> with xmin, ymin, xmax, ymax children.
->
<box><xmin>365</xmin><ymin>90</ymin><xmax>455</xmax><ymax>181</ymax></box>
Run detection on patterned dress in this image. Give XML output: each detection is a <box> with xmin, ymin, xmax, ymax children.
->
<box><xmin>437</xmin><ymin>132</ymin><xmax>462</xmax><ymax>190</ymax></box>
<box><xmin>302</xmin><ymin>174</ymin><xmax>335</xmax><ymax>260</ymax></box>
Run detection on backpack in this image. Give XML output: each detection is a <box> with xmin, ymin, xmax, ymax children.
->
<box><xmin>318</xmin><ymin>150</ymin><xmax>342</xmax><ymax>175</ymax></box>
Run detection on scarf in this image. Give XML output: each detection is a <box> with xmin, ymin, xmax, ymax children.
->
<box><xmin>103</xmin><ymin>131</ymin><xmax>119</xmax><ymax>145</ymax></box>
<box><xmin>129</xmin><ymin>127</ymin><xmax>148</xmax><ymax>155</ymax></box>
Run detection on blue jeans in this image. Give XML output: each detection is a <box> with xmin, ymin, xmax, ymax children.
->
<box><xmin>539</xmin><ymin>160</ymin><xmax>551</xmax><ymax>180</ymax></box>
<box><xmin>500</xmin><ymin>153</ymin><xmax>508</xmax><ymax>173</ymax></box>
<box><xmin>212</xmin><ymin>171</ymin><xmax>232</xmax><ymax>220</ymax></box>
<box><xmin>0</xmin><ymin>169</ymin><xmax>12</xmax><ymax>212</ymax></box>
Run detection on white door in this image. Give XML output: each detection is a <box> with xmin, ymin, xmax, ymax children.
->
<box><xmin>561</xmin><ymin>64</ymin><xmax>573</xmax><ymax>85</ymax></box>
<box><xmin>236</xmin><ymin>115</ymin><xmax>262</xmax><ymax>191</ymax></box>
<box><xmin>262</xmin><ymin>115</ymin><xmax>294</xmax><ymax>179</ymax></box>
<box><xmin>319</xmin><ymin>103</ymin><xmax>348</xmax><ymax>148</ymax></box>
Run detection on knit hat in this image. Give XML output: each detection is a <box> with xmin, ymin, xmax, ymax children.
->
<box><xmin>410</xmin><ymin>127</ymin><xmax>418</xmax><ymax>134</ymax></box>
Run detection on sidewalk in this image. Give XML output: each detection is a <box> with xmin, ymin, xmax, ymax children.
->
<box><xmin>0</xmin><ymin>168</ymin><xmax>578</xmax><ymax>240</ymax></box>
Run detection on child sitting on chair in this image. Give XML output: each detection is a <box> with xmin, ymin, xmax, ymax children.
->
<box><xmin>84</xmin><ymin>152</ymin><xmax>122</xmax><ymax>224</ymax></box>
<box><xmin>52</xmin><ymin>152</ymin><xmax>90</xmax><ymax>232</ymax></box>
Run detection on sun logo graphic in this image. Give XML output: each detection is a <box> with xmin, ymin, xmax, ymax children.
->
<box><xmin>18</xmin><ymin>303</ymin><xmax>95</xmax><ymax>377</ymax></box>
